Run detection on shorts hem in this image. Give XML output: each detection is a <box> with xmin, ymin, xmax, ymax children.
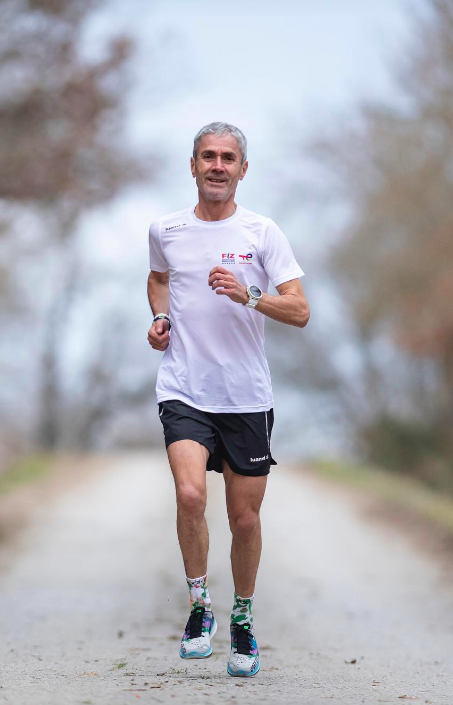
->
<box><xmin>223</xmin><ymin>465</ymin><xmax>271</xmax><ymax>477</ymax></box>
<box><xmin>165</xmin><ymin>434</ymin><xmax>215</xmax><ymax>457</ymax></box>
<box><xmin>210</xmin><ymin>448</ymin><xmax>276</xmax><ymax>477</ymax></box>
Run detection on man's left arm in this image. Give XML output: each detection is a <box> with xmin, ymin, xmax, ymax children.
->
<box><xmin>208</xmin><ymin>267</ymin><xmax>310</xmax><ymax>328</ymax></box>
<box><xmin>255</xmin><ymin>278</ymin><xmax>309</xmax><ymax>327</ymax></box>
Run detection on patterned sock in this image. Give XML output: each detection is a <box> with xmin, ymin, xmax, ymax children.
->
<box><xmin>186</xmin><ymin>574</ymin><xmax>212</xmax><ymax>611</ymax></box>
<box><xmin>230</xmin><ymin>592</ymin><xmax>254</xmax><ymax>627</ymax></box>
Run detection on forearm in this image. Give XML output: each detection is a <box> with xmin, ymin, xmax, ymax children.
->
<box><xmin>208</xmin><ymin>266</ymin><xmax>310</xmax><ymax>328</ymax></box>
<box><xmin>147</xmin><ymin>272</ymin><xmax>170</xmax><ymax>316</ymax></box>
<box><xmin>254</xmin><ymin>291</ymin><xmax>309</xmax><ymax>328</ymax></box>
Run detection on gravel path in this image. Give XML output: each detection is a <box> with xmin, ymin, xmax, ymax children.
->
<box><xmin>0</xmin><ymin>452</ymin><xmax>452</xmax><ymax>705</ymax></box>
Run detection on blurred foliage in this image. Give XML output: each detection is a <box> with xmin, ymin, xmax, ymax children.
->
<box><xmin>361</xmin><ymin>415</ymin><xmax>453</xmax><ymax>492</ymax></box>
<box><xmin>305</xmin><ymin>0</ymin><xmax>453</xmax><ymax>489</ymax></box>
<box><xmin>312</xmin><ymin>458</ymin><xmax>453</xmax><ymax>538</ymax></box>
<box><xmin>0</xmin><ymin>0</ymin><xmax>153</xmax><ymax>461</ymax></box>
<box><xmin>0</xmin><ymin>0</ymin><xmax>143</xmax><ymax>210</ymax></box>
<box><xmin>0</xmin><ymin>453</ymin><xmax>53</xmax><ymax>496</ymax></box>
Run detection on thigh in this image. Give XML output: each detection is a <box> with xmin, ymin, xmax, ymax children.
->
<box><xmin>167</xmin><ymin>440</ymin><xmax>209</xmax><ymax>495</ymax></box>
<box><xmin>159</xmin><ymin>400</ymin><xmax>218</xmax><ymax>489</ymax></box>
<box><xmin>222</xmin><ymin>458</ymin><xmax>268</xmax><ymax>520</ymax></box>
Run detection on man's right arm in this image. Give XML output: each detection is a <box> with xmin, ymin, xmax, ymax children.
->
<box><xmin>147</xmin><ymin>269</ymin><xmax>170</xmax><ymax>351</ymax></box>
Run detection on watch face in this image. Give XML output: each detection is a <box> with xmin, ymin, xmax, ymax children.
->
<box><xmin>249</xmin><ymin>285</ymin><xmax>262</xmax><ymax>298</ymax></box>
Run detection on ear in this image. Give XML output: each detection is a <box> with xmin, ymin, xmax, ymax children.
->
<box><xmin>239</xmin><ymin>160</ymin><xmax>248</xmax><ymax>181</ymax></box>
<box><xmin>190</xmin><ymin>156</ymin><xmax>196</xmax><ymax>178</ymax></box>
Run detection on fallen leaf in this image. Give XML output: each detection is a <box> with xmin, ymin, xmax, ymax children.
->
<box><xmin>398</xmin><ymin>697</ymin><xmax>419</xmax><ymax>701</ymax></box>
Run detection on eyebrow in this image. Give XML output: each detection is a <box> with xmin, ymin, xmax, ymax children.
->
<box><xmin>201</xmin><ymin>149</ymin><xmax>237</xmax><ymax>158</ymax></box>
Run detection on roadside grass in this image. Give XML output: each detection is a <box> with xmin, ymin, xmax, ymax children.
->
<box><xmin>311</xmin><ymin>459</ymin><xmax>453</xmax><ymax>538</ymax></box>
<box><xmin>0</xmin><ymin>453</ymin><xmax>54</xmax><ymax>497</ymax></box>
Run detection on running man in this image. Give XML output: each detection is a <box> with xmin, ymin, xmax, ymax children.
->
<box><xmin>147</xmin><ymin>122</ymin><xmax>309</xmax><ymax>677</ymax></box>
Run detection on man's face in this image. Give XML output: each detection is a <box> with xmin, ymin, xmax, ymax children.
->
<box><xmin>190</xmin><ymin>133</ymin><xmax>248</xmax><ymax>202</ymax></box>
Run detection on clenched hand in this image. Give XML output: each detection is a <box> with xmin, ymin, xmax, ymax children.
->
<box><xmin>208</xmin><ymin>266</ymin><xmax>248</xmax><ymax>304</ymax></box>
<box><xmin>147</xmin><ymin>318</ymin><xmax>170</xmax><ymax>351</ymax></box>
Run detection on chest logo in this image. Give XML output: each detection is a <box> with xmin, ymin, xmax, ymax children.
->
<box><xmin>239</xmin><ymin>253</ymin><xmax>253</xmax><ymax>264</ymax></box>
<box><xmin>222</xmin><ymin>252</ymin><xmax>235</xmax><ymax>264</ymax></box>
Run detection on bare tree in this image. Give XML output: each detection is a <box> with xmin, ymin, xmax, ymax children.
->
<box><xmin>0</xmin><ymin>0</ymin><xmax>150</xmax><ymax>454</ymax></box>
<box><xmin>299</xmin><ymin>0</ymin><xmax>453</xmax><ymax>486</ymax></box>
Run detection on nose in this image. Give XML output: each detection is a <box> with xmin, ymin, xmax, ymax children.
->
<box><xmin>212</xmin><ymin>155</ymin><xmax>224</xmax><ymax>171</ymax></box>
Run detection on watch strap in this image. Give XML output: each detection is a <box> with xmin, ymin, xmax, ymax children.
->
<box><xmin>245</xmin><ymin>298</ymin><xmax>259</xmax><ymax>308</ymax></box>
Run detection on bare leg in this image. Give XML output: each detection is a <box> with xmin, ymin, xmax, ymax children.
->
<box><xmin>223</xmin><ymin>460</ymin><xmax>268</xmax><ymax>597</ymax></box>
<box><xmin>167</xmin><ymin>440</ymin><xmax>209</xmax><ymax>578</ymax></box>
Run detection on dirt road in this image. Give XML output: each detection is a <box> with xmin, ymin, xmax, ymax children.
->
<box><xmin>0</xmin><ymin>452</ymin><xmax>452</xmax><ymax>705</ymax></box>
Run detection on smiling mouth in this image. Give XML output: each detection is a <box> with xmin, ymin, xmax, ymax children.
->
<box><xmin>207</xmin><ymin>178</ymin><xmax>226</xmax><ymax>183</ymax></box>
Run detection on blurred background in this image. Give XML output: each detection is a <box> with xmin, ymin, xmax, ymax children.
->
<box><xmin>1</xmin><ymin>0</ymin><xmax>452</xmax><ymax>495</ymax></box>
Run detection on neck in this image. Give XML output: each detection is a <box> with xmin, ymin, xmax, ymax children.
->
<box><xmin>195</xmin><ymin>194</ymin><xmax>237</xmax><ymax>222</ymax></box>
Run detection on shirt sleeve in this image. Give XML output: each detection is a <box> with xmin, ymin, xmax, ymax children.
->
<box><xmin>148</xmin><ymin>220</ymin><xmax>169</xmax><ymax>272</ymax></box>
<box><xmin>260</xmin><ymin>219</ymin><xmax>304</xmax><ymax>287</ymax></box>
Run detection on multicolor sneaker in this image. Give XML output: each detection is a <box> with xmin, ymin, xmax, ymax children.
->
<box><xmin>227</xmin><ymin>623</ymin><xmax>260</xmax><ymax>677</ymax></box>
<box><xmin>179</xmin><ymin>606</ymin><xmax>217</xmax><ymax>659</ymax></box>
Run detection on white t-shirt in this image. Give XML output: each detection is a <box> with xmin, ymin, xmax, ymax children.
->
<box><xmin>148</xmin><ymin>205</ymin><xmax>304</xmax><ymax>413</ymax></box>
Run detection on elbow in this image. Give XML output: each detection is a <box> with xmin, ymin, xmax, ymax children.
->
<box><xmin>297</xmin><ymin>304</ymin><xmax>310</xmax><ymax>328</ymax></box>
<box><xmin>148</xmin><ymin>269</ymin><xmax>169</xmax><ymax>285</ymax></box>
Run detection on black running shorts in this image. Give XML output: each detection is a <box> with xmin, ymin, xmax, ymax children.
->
<box><xmin>158</xmin><ymin>399</ymin><xmax>277</xmax><ymax>477</ymax></box>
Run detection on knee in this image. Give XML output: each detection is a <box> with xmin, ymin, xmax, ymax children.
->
<box><xmin>229</xmin><ymin>510</ymin><xmax>260</xmax><ymax>538</ymax></box>
<box><xmin>176</xmin><ymin>483</ymin><xmax>206</xmax><ymax>517</ymax></box>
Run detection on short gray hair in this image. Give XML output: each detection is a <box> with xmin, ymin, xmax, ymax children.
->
<box><xmin>193</xmin><ymin>122</ymin><xmax>247</xmax><ymax>163</ymax></box>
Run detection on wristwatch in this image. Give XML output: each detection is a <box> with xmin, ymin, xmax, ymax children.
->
<box><xmin>244</xmin><ymin>284</ymin><xmax>263</xmax><ymax>308</ymax></box>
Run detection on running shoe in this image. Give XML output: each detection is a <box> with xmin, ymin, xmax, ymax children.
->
<box><xmin>180</xmin><ymin>606</ymin><xmax>217</xmax><ymax>659</ymax></box>
<box><xmin>227</xmin><ymin>623</ymin><xmax>260</xmax><ymax>677</ymax></box>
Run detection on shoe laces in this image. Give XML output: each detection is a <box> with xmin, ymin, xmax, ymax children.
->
<box><xmin>185</xmin><ymin>606</ymin><xmax>205</xmax><ymax>639</ymax></box>
<box><xmin>234</xmin><ymin>623</ymin><xmax>254</xmax><ymax>655</ymax></box>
